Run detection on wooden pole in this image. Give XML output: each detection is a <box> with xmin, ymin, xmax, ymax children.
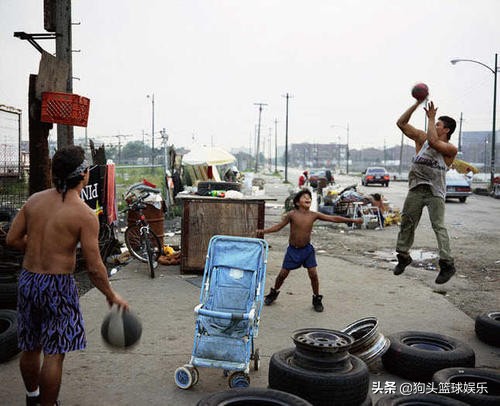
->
<box><xmin>28</xmin><ymin>74</ymin><xmax>52</xmax><ymax>195</ymax></box>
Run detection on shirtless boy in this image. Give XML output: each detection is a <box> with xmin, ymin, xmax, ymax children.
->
<box><xmin>7</xmin><ymin>146</ymin><xmax>128</xmax><ymax>406</ymax></box>
<box><xmin>257</xmin><ymin>189</ymin><xmax>362</xmax><ymax>312</ymax></box>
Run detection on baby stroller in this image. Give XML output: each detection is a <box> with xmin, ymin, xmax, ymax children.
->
<box><xmin>174</xmin><ymin>235</ymin><xmax>268</xmax><ymax>389</ymax></box>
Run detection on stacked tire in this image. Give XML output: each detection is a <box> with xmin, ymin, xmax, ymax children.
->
<box><xmin>0</xmin><ymin>262</ymin><xmax>18</xmax><ymax>310</ymax></box>
<box><xmin>0</xmin><ymin>309</ymin><xmax>19</xmax><ymax>363</ymax></box>
<box><xmin>381</xmin><ymin>331</ymin><xmax>475</xmax><ymax>381</ymax></box>
<box><xmin>197</xmin><ymin>388</ymin><xmax>313</xmax><ymax>406</ymax></box>
<box><xmin>0</xmin><ymin>209</ymin><xmax>21</xmax><ymax>363</ymax></box>
<box><xmin>432</xmin><ymin>367</ymin><xmax>500</xmax><ymax>405</ymax></box>
<box><xmin>475</xmin><ymin>311</ymin><xmax>500</xmax><ymax>347</ymax></box>
<box><xmin>268</xmin><ymin>328</ymin><xmax>371</xmax><ymax>406</ymax></box>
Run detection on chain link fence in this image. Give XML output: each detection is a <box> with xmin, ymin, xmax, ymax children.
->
<box><xmin>0</xmin><ymin>107</ymin><xmax>28</xmax><ymax>212</ymax></box>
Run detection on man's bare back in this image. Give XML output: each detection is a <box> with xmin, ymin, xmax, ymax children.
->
<box><xmin>9</xmin><ymin>188</ymin><xmax>99</xmax><ymax>275</ymax></box>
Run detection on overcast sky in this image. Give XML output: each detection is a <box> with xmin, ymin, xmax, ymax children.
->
<box><xmin>1</xmin><ymin>0</ymin><xmax>499</xmax><ymax>154</ymax></box>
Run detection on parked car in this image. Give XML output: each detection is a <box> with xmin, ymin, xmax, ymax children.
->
<box><xmin>361</xmin><ymin>167</ymin><xmax>390</xmax><ymax>187</ymax></box>
<box><xmin>446</xmin><ymin>170</ymin><xmax>472</xmax><ymax>202</ymax></box>
<box><xmin>309</xmin><ymin>169</ymin><xmax>334</xmax><ymax>188</ymax></box>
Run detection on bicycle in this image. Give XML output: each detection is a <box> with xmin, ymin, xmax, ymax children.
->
<box><xmin>123</xmin><ymin>187</ymin><xmax>163</xmax><ymax>278</ymax></box>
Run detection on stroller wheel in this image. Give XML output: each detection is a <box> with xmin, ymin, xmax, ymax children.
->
<box><xmin>253</xmin><ymin>348</ymin><xmax>261</xmax><ymax>371</ymax></box>
<box><xmin>228</xmin><ymin>371</ymin><xmax>250</xmax><ymax>388</ymax></box>
<box><xmin>191</xmin><ymin>366</ymin><xmax>200</xmax><ymax>386</ymax></box>
<box><xmin>174</xmin><ymin>365</ymin><xmax>194</xmax><ymax>389</ymax></box>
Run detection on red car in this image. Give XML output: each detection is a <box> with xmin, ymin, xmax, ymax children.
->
<box><xmin>361</xmin><ymin>167</ymin><xmax>390</xmax><ymax>187</ymax></box>
<box><xmin>309</xmin><ymin>169</ymin><xmax>334</xmax><ymax>188</ymax></box>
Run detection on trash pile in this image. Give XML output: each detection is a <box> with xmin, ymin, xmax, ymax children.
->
<box><xmin>158</xmin><ymin>244</ymin><xmax>181</xmax><ymax>266</ymax></box>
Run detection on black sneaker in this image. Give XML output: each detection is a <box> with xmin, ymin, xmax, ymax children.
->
<box><xmin>264</xmin><ymin>288</ymin><xmax>279</xmax><ymax>305</ymax></box>
<box><xmin>25</xmin><ymin>395</ymin><xmax>40</xmax><ymax>406</ymax></box>
<box><xmin>393</xmin><ymin>253</ymin><xmax>412</xmax><ymax>275</ymax></box>
<box><xmin>312</xmin><ymin>295</ymin><xmax>324</xmax><ymax>312</ymax></box>
<box><xmin>436</xmin><ymin>260</ymin><xmax>456</xmax><ymax>284</ymax></box>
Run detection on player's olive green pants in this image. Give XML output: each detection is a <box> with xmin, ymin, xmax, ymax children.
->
<box><xmin>396</xmin><ymin>184</ymin><xmax>453</xmax><ymax>262</ymax></box>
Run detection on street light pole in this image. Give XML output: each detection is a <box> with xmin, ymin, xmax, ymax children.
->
<box><xmin>282</xmin><ymin>93</ymin><xmax>293</xmax><ymax>183</ymax></box>
<box><xmin>147</xmin><ymin>93</ymin><xmax>155</xmax><ymax>166</ymax></box>
<box><xmin>274</xmin><ymin>118</ymin><xmax>278</xmax><ymax>173</ymax></box>
<box><xmin>451</xmin><ymin>53</ymin><xmax>498</xmax><ymax>190</ymax></box>
<box><xmin>254</xmin><ymin>102</ymin><xmax>267</xmax><ymax>173</ymax></box>
<box><xmin>331</xmin><ymin>123</ymin><xmax>349</xmax><ymax>174</ymax></box>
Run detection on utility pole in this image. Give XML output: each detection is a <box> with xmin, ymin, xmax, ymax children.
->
<box><xmin>147</xmin><ymin>93</ymin><xmax>155</xmax><ymax>167</ymax></box>
<box><xmin>458</xmin><ymin>112</ymin><xmax>463</xmax><ymax>153</ymax></box>
<box><xmin>55</xmin><ymin>0</ymin><xmax>74</xmax><ymax>148</ymax></box>
<box><xmin>160</xmin><ymin>128</ymin><xmax>168</xmax><ymax>172</ymax></box>
<box><xmin>268</xmin><ymin>127</ymin><xmax>272</xmax><ymax>171</ymax></box>
<box><xmin>253</xmin><ymin>102</ymin><xmax>267</xmax><ymax>173</ymax></box>
<box><xmin>274</xmin><ymin>118</ymin><xmax>278</xmax><ymax>173</ymax></box>
<box><xmin>399</xmin><ymin>132</ymin><xmax>404</xmax><ymax>176</ymax></box>
<box><xmin>113</xmin><ymin>134</ymin><xmax>132</xmax><ymax>164</ymax></box>
<box><xmin>383</xmin><ymin>139</ymin><xmax>387</xmax><ymax>166</ymax></box>
<box><xmin>282</xmin><ymin>93</ymin><xmax>293</xmax><ymax>183</ymax></box>
<box><xmin>160</xmin><ymin>127</ymin><xmax>172</xmax><ymax>208</ymax></box>
<box><xmin>346</xmin><ymin>123</ymin><xmax>350</xmax><ymax>174</ymax></box>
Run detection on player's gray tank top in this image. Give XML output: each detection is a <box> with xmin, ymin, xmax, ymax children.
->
<box><xmin>408</xmin><ymin>141</ymin><xmax>448</xmax><ymax>199</ymax></box>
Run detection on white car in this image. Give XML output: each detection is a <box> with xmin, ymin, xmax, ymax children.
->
<box><xmin>446</xmin><ymin>170</ymin><xmax>472</xmax><ymax>203</ymax></box>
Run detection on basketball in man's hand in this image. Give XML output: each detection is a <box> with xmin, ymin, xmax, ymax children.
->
<box><xmin>411</xmin><ymin>83</ymin><xmax>429</xmax><ymax>101</ymax></box>
<box><xmin>101</xmin><ymin>307</ymin><xmax>142</xmax><ymax>348</ymax></box>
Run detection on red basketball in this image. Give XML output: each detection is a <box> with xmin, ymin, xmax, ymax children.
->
<box><xmin>411</xmin><ymin>83</ymin><xmax>429</xmax><ymax>101</ymax></box>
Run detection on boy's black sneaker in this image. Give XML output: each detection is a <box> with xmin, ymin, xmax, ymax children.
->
<box><xmin>26</xmin><ymin>395</ymin><xmax>40</xmax><ymax>406</ymax></box>
<box><xmin>393</xmin><ymin>253</ymin><xmax>412</xmax><ymax>275</ymax></box>
<box><xmin>264</xmin><ymin>288</ymin><xmax>279</xmax><ymax>305</ymax></box>
<box><xmin>312</xmin><ymin>294</ymin><xmax>324</xmax><ymax>312</ymax></box>
<box><xmin>435</xmin><ymin>260</ymin><xmax>456</xmax><ymax>284</ymax></box>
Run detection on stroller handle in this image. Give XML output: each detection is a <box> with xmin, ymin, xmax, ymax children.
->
<box><xmin>194</xmin><ymin>305</ymin><xmax>255</xmax><ymax>322</ymax></box>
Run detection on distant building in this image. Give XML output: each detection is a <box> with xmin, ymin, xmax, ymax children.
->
<box><xmin>461</xmin><ymin>131</ymin><xmax>499</xmax><ymax>171</ymax></box>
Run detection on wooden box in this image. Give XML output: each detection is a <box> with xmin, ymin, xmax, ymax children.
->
<box><xmin>177</xmin><ymin>196</ymin><xmax>266</xmax><ymax>274</ymax></box>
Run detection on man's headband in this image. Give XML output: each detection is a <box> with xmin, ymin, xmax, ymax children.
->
<box><xmin>67</xmin><ymin>159</ymin><xmax>90</xmax><ymax>179</ymax></box>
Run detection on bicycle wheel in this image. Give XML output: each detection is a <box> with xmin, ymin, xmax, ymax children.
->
<box><xmin>144</xmin><ymin>236</ymin><xmax>156</xmax><ymax>278</ymax></box>
<box><xmin>124</xmin><ymin>225</ymin><xmax>162</xmax><ymax>263</ymax></box>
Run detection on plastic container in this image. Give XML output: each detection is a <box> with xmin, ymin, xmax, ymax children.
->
<box><xmin>41</xmin><ymin>91</ymin><xmax>90</xmax><ymax>127</ymax></box>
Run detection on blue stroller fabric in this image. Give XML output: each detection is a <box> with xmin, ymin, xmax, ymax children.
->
<box><xmin>190</xmin><ymin>236</ymin><xmax>268</xmax><ymax>371</ymax></box>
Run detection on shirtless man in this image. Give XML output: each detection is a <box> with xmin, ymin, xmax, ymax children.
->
<box><xmin>6</xmin><ymin>146</ymin><xmax>128</xmax><ymax>406</ymax></box>
<box><xmin>257</xmin><ymin>189</ymin><xmax>362</xmax><ymax>312</ymax></box>
<box><xmin>394</xmin><ymin>100</ymin><xmax>458</xmax><ymax>284</ymax></box>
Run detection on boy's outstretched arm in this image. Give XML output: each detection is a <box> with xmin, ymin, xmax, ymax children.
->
<box><xmin>316</xmin><ymin>212</ymin><xmax>363</xmax><ymax>225</ymax></box>
<box><xmin>256</xmin><ymin>212</ymin><xmax>290</xmax><ymax>237</ymax></box>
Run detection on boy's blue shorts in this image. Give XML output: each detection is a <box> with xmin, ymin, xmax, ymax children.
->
<box><xmin>17</xmin><ymin>269</ymin><xmax>86</xmax><ymax>354</ymax></box>
<box><xmin>282</xmin><ymin>243</ymin><xmax>318</xmax><ymax>270</ymax></box>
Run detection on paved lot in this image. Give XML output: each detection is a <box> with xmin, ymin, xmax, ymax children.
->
<box><xmin>1</xmin><ymin>173</ymin><xmax>499</xmax><ymax>405</ymax></box>
<box><xmin>1</xmin><ymin>245</ymin><xmax>498</xmax><ymax>405</ymax></box>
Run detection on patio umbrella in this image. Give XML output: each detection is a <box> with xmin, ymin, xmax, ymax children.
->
<box><xmin>182</xmin><ymin>145</ymin><xmax>236</xmax><ymax>166</ymax></box>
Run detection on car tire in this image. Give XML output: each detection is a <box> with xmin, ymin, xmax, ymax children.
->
<box><xmin>475</xmin><ymin>311</ymin><xmax>500</xmax><ymax>347</ymax></box>
<box><xmin>269</xmin><ymin>348</ymin><xmax>369</xmax><ymax>406</ymax></box>
<box><xmin>381</xmin><ymin>331</ymin><xmax>475</xmax><ymax>381</ymax></box>
<box><xmin>432</xmin><ymin>367</ymin><xmax>500</xmax><ymax>406</ymax></box>
<box><xmin>0</xmin><ymin>309</ymin><xmax>20</xmax><ymax>363</ymax></box>
<box><xmin>0</xmin><ymin>281</ymin><xmax>17</xmax><ymax>309</ymax></box>
<box><xmin>375</xmin><ymin>393</ymin><xmax>469</xmax><ymax>405</ymax></box>
<box><xmin>459</xmin><ymin>197</ymin><xmax>467</xmax><ymax>203</ymax></box>
<box><xmin>197</xmin><ymin>388</ymin><xmax>314</xmax><ymax>406</ymax></box>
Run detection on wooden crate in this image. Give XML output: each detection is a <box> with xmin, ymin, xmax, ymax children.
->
<box><xmin>178</xmin><ymin>196</ymin><xmax>266</xmax><ymax>274</ymax></box>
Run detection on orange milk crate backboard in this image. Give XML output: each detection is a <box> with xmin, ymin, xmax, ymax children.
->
<box><xmin>41</xmin><ymin>91</ymin><xmax>90</xmax><ymax>127</ymax></box>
